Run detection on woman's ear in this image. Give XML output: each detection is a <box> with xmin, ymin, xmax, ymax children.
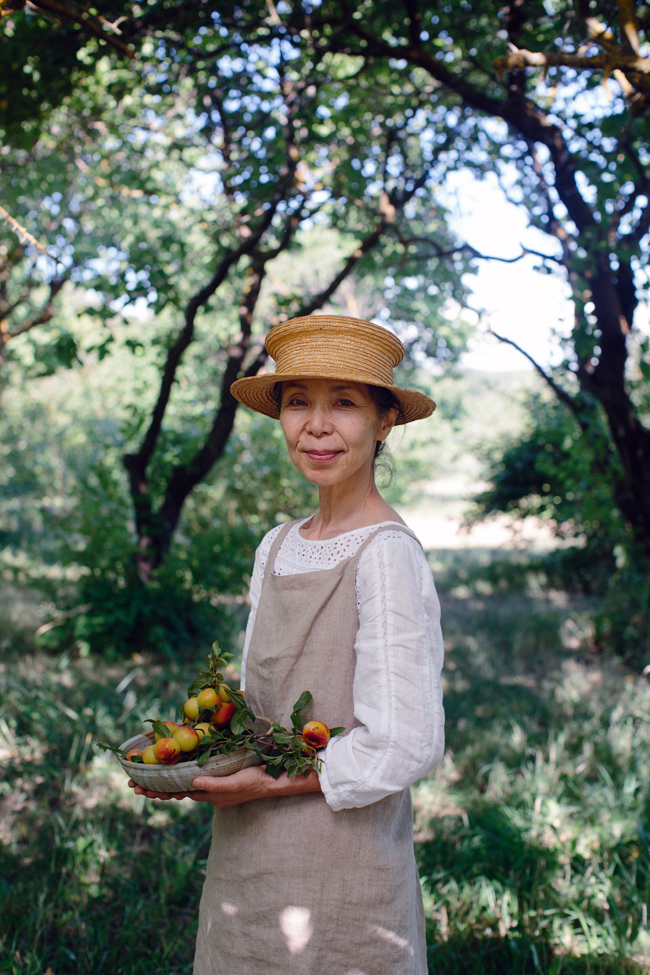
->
<box><xmin>377</xmin><ymin>406</ymin><xmax>399</xmax><ymax>441</ymax></box>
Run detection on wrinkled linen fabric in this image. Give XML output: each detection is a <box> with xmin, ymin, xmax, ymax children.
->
<box><xmin>194</xmin><ymin>523</ymin><xmax>435</xmax><ymax>975</ymax></box>
<box><xmin>240</xmin><ymin>519</ymin><xmax>445</xmax><ymax>811</ymax></box>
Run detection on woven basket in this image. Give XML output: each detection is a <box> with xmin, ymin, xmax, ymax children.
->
<box><xmin>118</xmin><ymin>717</ymin><xmax>272</xmax><ymax>792</ymax></box>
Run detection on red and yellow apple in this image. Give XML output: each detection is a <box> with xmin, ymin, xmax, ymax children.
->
<box><xmin>302</xmin><ymin>721</ymin><xmax>330</xmax><ymax>749</ymax></box>
<box><xmin>153</xmin><ymin>736</ymin><xmax>181</xmax><ymax>765</ymax></box>
<box><xmin>142</xmin><ymin>744</ymin><xmax>160</xmax><ymax>764</ymax></box>
<box><xmin>211</xmin><ymin>701</ymin><xmax>236</xmax><ymax>729</ymax></box>
<box><xmin>172</xmin><ymin>725</ymin><xmax>201</xmax><ymax>753</ymax></box>
<box><xmin>197</xmin><ymin>686</ymin><xmax>220</xmax><ymax>710</ymax></box>
<box><xmin>183</xmin><ymin>697</ymin><xmax>200</xmax><ymax>721</ymax></box>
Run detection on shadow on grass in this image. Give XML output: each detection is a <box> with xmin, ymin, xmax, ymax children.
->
<box><xmin>0</xmin><ymin>800</ymin><xmax>212</xmax><ymax>974</ymax></box>
<box><xmin>418</xmin><ymin>802</ymin><xmax>559</xmax><ymax>896</ymax></box>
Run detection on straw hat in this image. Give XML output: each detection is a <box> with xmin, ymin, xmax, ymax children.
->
<box><xmin>230</xmin><ymin>315</ymin><xmax>436</xmax><ymax>425</ymax></box>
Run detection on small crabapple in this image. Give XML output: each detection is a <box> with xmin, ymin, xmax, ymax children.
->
<box><xmin>302</xmin><ymin>721</ymin><xmax>330</xmax><ymax>749</ymax></box>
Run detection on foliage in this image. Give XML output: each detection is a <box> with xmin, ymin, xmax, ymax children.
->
<box><xmin>417</xmin><ymin>546</ymin><xmax>650</xmax><ymax>972</ymax></box>
<box><xmin>471</xmin><ymin>390</ymin><xmax>650</xmax><ymax>663</ymax></box>
<box><xmin>472</xmin><ymin>393</ymin><xmax>624</xmax><ymax>569</ymax></box>
<box><xmin>0</xmin><ymin>337</ymin><xmax>318</xmax><ymax>655</ymax></box>
<box><xmin>0</xmin><ymin>13</ymin><xmax>475</xmax><ymax>601</ymax></box>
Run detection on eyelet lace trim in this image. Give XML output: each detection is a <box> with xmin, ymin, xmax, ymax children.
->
<box><xmin>259</xmin><ymin>519</ymin><xmax>407</xmax><ymax>578</ymax></box>
<box><xmin>258</xmin><ymin>520</ymin><xmax>413</xmax><ymax>612</ymax></box>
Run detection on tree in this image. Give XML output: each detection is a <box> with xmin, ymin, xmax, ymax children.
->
<box><xmin>222</xmin><ymin>0</ymin><xmax>650</xmax><ymax>561</ymax></box>
<box><xmin>1</xmin><ymin>13</ymin><xmax>474</xmax><ymax>634</ymax></box>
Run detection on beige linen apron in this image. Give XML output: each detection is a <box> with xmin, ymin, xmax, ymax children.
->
<box><xmin>194</xmin><ymin>523</ymin><xmax>427</xmax><ymax>975</ymax></box>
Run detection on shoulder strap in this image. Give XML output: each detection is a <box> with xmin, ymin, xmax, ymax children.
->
<box><xmin>266</xmin><ymin>520</ymin><xmax>297</xmax><ymax>571</ymax></box>
<box><xmin>351</xmin><ymin>523</ymin><xmax>423</xmax><ymax>567</ymax></box>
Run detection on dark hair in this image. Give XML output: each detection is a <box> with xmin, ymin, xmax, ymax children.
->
<box><xmin>273</xmin><ymin>381</ymin><xmax>402</xmax><ymax>473</ymax></box>
<box><xmin>365</xmin><ymin>385</ymin><xmax>401</xmax><ymax>461</ymax></box>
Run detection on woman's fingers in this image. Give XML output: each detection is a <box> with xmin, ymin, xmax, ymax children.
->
<box><xmin>130</xmin><ymin>781</ymin><xmax>193</xmax><ymax>800</ymax></box>
<box><xmin>125</xmin><ymin>766</ymin><xmax>272</xmax><ymax>805</ymax></box>
<box><xmin>190</xmin><ymin>766</ymin><xmax>272</xmax><ymax>806</ymax></box>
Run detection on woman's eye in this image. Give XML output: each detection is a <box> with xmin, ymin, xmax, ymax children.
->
<box><xmin>337</xmin><ymin>398</ymin><xmax>355</xmax><ymax>407</ymax></box>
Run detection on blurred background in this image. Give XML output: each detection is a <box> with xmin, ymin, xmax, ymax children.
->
<box><xmin>1</xmin><ymin>1</ymin><xmax>650</xmax><ymax>972</ymax></box>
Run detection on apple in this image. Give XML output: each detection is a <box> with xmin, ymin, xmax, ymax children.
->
<box><xmin>142</xmin><ymin>744</ymin><xmax>160</xmax><ymax>764</ymax></box>
<box><xmin>183</xmin><ymin>697</ymin><xmax>200</xmax><ymax>721</ymax></box>
<box><xmin>194</xmin><ymin>722</ymin><xmax>213</xmax><ymax>740</ymax></box>
<box><xmin>197</xmin><ymin>687</ymin><xmax>219</xmax><ymax>710</ymax></box>
<box><xmin>172</xmin><ymin>726</ymin><xmax>201</xmax><ymax>753</ymax></box>
<box><xmin>125</xmin><ymin>748</ymin><xmax>144</xmax><ymax>762</ymax></box>
<box><xmin>302</xmin><ymin>721</ymin><xmax>330</xmax><ymax>749</ymax></box>
<box><xmin>217</xmin><ymin>683</ymin><xmax>232</xmax><ymax>703</ymax></box>
<box><xmin>153</xmin><ymin>736</ymin><xmax>181</xmax><ymax>765</ymax></box>
<box><xmin>212</xmin><ymin>701</ymin><xmax>236</xmax><ymax>729</ymax></box>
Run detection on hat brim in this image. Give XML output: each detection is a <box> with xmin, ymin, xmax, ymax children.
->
<box><xmin>230</xmin><ymin>372</ymin><xmax>436</xmax><ymax>425</ymax></box>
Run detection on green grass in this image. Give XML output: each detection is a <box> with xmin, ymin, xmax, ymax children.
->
<box><xmin>1</xmin><ymin>552</ymin><xmax>650</xmax><ymax>974</ymax></box>
<box><xmin>416</xmin><ymin>549</ymin><xmax>650</xmax><ymax>973</ymax></box>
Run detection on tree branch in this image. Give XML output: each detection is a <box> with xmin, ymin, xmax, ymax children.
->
<box><xmin>0</xmin><ymin>205</ymin><xmax>61</xmax><ymax>263</ymax></box>
<box><xmin>7</xmin><ymin>275</ymin><xmax>67</xmax><ymax>338</ymax></box>
<box><xmin>488</xmin><ymin>327</ymin><xmax>586</xmax><ymax>424</ymax></box>
<box><xmin>494</xmin><ymin>48</ymin><xmax>650</xmax><ymax>85</ymax></box>
<box><xmin>25</xmin><ymin>0</ymin><xmax>135</xmax><ymax>59</ymax></box>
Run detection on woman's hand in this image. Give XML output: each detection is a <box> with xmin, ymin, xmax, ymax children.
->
<box><xmin>128</xmin><ymin>765</ymin><xmax>322</xmax><ymax>807</ymax></box>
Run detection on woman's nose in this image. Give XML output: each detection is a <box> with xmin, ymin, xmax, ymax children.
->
<box><xmin>306</xmin><ymin>406</ymin><xmax>332</xmax><ymax>435</ymax></box>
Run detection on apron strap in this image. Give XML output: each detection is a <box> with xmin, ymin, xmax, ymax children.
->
<box><xmin>351</xmin><ymin>522</ymin><xmax>423</xmax><ymax>568</ymax></box>
<box><xmin>266</xmin><ymin>520</ymin><xmax>295</xmax><ymax>574</ymax></box>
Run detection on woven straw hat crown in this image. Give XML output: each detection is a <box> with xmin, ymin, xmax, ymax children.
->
<box><xmin>230</xmin><ymin>315</ymin><xmax>436</xmax><ymax>424</ymax></box>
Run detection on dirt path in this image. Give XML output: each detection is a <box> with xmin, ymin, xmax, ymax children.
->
<box><xmin>403</xmin><ymin>475</ymin><xmax>558</xmax><ymax>552</ymax></box>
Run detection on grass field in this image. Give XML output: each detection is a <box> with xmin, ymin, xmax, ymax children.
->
<box><xmin>2</xmin><ymin>543</ymin><xmax>650</xmax><ymax>974</ymax></box>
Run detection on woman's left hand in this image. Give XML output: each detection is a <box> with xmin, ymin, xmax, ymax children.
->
<box><xmin>128</xmin><ymin>765</ymin><xmax>321</xmax><ymax>807</ymax></box>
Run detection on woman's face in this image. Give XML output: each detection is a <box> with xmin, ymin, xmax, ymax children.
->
<box><xmin>279</xmin><ymin>379</ymin><xmax>397</xmax><ymax>490</ymax></box>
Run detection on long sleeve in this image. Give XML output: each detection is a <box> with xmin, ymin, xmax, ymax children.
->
<box><xmin>318</xmin><ymin>532</ymin><xmax>445</xmax><ymax>811</ymax></box>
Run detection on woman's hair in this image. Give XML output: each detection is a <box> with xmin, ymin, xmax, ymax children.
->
<box><xmin>272</xmin><ymin>381</ymin><xmax>402</xmax><ymax>472</ymax></box>
<box><xmin>365</xmin><ymin>385</ymin><xmax>401</xmax><ymax>461</ymax></box>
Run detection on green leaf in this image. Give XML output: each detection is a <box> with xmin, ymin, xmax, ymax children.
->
<box><xmin>230</xmin><ymin>711</ymin><xmax>249</xmax><ymax>736</ymax></box>
<box><xmin>145</xmin><ymin>718</ymin><xmax>173</xmax><ymax>741</ymax></box>
<box><xmin>290</xmin><ymin>691</ymin><xmax>313</xmax><ymax>731</ymax></box>
<box><xmin>187</xmin><ymin>676</ymin><xmax>210</xmax><ymax>697</ymax></box>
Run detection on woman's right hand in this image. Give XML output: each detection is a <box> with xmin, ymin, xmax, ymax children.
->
<box><xmin>127</xmin><ymin>765</ymin><xmax>322</xmax><ymax>806</ymax></box>
<box><xmin>128</xmin><ymin>779</ymin><xmax>193</xmax><ymax>801</ymax></box>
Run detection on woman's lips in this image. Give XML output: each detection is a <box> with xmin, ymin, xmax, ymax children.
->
<box><xmin>303</xmin><ymin>450</ymin><xmax>341</xmax><ymax>462</ymax></box>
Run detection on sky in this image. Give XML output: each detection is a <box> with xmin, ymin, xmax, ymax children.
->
<box><xmin>445</xmin><ymin>171</ymin><xmax>575</xmax><ymax>372</ymax></box>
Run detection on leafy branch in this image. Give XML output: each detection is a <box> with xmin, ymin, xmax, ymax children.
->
<box><xmin>97</xmin><ymin>643</ymin><xmax>343</xmax><ymax>778</ymax></box>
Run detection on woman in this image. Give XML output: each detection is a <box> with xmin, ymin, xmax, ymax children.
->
<box><xmin>133</xmin><ymin>314</ymin><xmax>445</xmax><ymax>974</ymax></box>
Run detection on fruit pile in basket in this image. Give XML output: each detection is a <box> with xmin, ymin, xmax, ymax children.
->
<box><xmin>97</xmin><ymin>642</ymin><xmax>343</xmax><ymax>789</ymax></box>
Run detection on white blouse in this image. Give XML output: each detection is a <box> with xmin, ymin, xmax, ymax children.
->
<box><xmin>240</xmin><ymin>519</ymin><xmax>445</xmax><ymax>812</ymax></box>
